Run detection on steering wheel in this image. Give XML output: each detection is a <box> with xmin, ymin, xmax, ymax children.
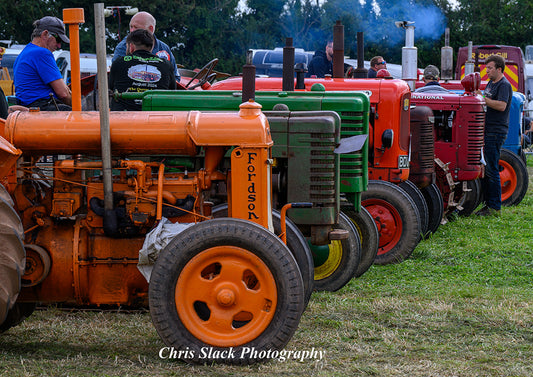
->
<box><xmin>185</xmin><ymin>58</ymin><xmax>219</xmax><ymax>90</ymax></box>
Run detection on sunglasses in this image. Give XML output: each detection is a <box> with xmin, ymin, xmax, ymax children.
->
<box><xmin>49</xmin><ymin>32</ymin><xmax>62</xmax><ymax>44</ymax></box>
<box><xmin>378</xmin><ymin>61</ymin><xmax>386</xmax><ymax>65</ymax></box>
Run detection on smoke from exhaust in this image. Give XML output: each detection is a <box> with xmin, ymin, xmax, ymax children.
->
<box><xmin>364</xmin><ymin>1</ymin><xmax>447</xmax><ymax>46</ymax></box>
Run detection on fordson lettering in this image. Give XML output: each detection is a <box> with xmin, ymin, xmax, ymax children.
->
<box><xmin>247</xmin><ymin>152</ymin><xmax>259</xmax><ymax>220</ymax></box>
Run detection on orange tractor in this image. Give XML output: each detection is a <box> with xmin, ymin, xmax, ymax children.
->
<box><xmin>0</xmin><ymin>8</ymin><xmax>312</xmax><ymax>364</ymax></box>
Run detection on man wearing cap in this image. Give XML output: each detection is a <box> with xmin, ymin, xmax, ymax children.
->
<box><xmin>113</xmin><ymin>11</ymin><xmax>180</xmax><ymax>82</ymax></box>
<box><xmin>13</xmin><ymin>16</ymin><xmax>72</xmax><ymax>110</ymax></box>
<box><xmin>415</xmin><ymin>65</ymin><xmax>449</xmax><ymax>93</ymax></box>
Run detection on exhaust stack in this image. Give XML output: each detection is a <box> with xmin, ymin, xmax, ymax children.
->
<box><xmin>242</xmin><ymin>50</ymin><xmax>256</xmax><ymax>102</ymax></box>
<box><xmin>354</xmin><ymin>32</ymin><xmax>368</xmax><ymax>78</ymax></box>
<box><xmin>333</xmin><ymin>21</ymin><xmax>344</xmax><ymax>78</ymax></box>
<box><xmin>465</xmin><ymin>42</ymin><xmax>475</xmax><ymax>76</ymax></box>
<box><xmin>282</xmin><ymin>38</ymin><xmax>295</xmax><ymax>91</ymax></box>
<box><xmin>440</xmin><ymin>28</ymin><xmax>453</xmax><ymax>81</ymax></box>
<box><xmin>396</xmin><ymin>21</ymin><xmax>417</xmax><ymax>91</ymax></box>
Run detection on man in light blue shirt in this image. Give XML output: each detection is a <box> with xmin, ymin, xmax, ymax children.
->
<box><xmin>112</xmin><ymin>11</ymin><xmax>180</xmax><ymax>82</ymax></box>
<box><xmin>14</xmin><ymin>16</ymin><xmax>72</xmax><ymax>110</ymax></box>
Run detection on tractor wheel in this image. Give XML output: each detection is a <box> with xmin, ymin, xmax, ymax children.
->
<box><xmin>312</xmin><ymin>212</ymin><xmax>361</xmax><ymax>292</ymax></box>
<box><xmin>399</xmin><ymin>180</ymin><xmax>429</xmax><ymax>237</ymax></box>
<box><xmin>342</xmin><ymin>207</ymin><xmax>379</xmax><ymax>278</ymax></box>
<box><xmin>149</xmin><ymin>218</ymin><xmax>305</xmax><ymax>365</ymax></box>
<box><xmin>420</xmin><ymin>183</ymin><xmax>444</xmax><ymax>235</ymax></box>
<box><xmin>458</xmin><ymin>179</ymin><xmax>482</xmax><ymax>217</ymax></box>
<box><xmin>0</xmin><ymin>184</ymin><xmax>26</xmax><ymax>328</ymax></box>
<box><xmin>500</xmin><ymin>149</ymin><xmax>529</xmax><ymax>206</ymax></box>
<box><xmin>212</xmin><ymin>204</ymin><xmax>313</xmax><ymax>305</ymax></box>
<box><xmin>0</xmin><ymin>302</ymin><xmax>36</xmax><ymax>333</ymax></box>
<box><xmin>362</xmin><ymin>180</ymin><xmax>421</xmax><ymax>265</ymax></box>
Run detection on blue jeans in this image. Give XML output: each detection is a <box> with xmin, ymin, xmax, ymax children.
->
<box><xmin>482</xmin><ymin>133</ymin><xmax>506</xmax><ymax>210</ymax></box>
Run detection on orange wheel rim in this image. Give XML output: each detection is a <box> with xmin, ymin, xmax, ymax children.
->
<box><xmin>175</xmin><ymin>246</ymin><xmax>277</xmax><ymax>347</ymax></box>
<box><xmin>499</xmin><ymin>160</ymin><xmax>517</xmax><ymax>201</ymax></box>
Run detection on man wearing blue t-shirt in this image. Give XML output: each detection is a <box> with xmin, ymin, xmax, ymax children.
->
<box><xmin>113</xmin><ymin>11</ymin><xmax>180</xmax><ymax>82</ymax></box>
<box><xmin>13</xmin><ymin>16</ymin><xmax>72</xmax><ymax>110</ymax></box>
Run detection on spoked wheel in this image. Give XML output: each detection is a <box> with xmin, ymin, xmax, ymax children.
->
<box><xmin>341</xmin><ymin>207</ymin><xmax>379</xmax><ymax>277</ymax></box>
<box><xmin>0</xmin><ymin>184</ymin><xmax>26</xmax><ymax>329</ymax></box>
<box><xmin>212</xmin><ymin>204</ymin><xmax>313</xmax><ymax>305</ymax></box>
<box><xmin>312</xmin><ymin>212</ymin><xmax>361</xmax><ymax>291</ymax></box>
<box><xmin>362</xmin><ymin>180</ymin><xmax>421</xmax><ymax>265</ymax></box>
<box><xmin>458</xmin><ymin>179</ymin><xmax>482</xmax><ymax>216</ymax></box>
<box><xmin>499</xmin><ymin>149</ymin><xmax>528</xmax><ymax>206</ymax></box>
<box><xmin>399</xmin><ymin>180</ymin><xmax>429</xmax><ymax>237</ymax></box>
<box><xmin>149</xmin><ymin>218</ymin><xmax>305</xmax><ymax>365</ymax></box>
<box><xmin>420</xmin><ymin>183</ymin><xmax>444</xmax><ymax>235</ymax></box>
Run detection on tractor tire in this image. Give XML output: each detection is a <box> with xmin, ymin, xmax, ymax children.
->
<box><xmin>420</xmin><ymin>183</ymin><xmax>444</xmax><ymax>235</ymax></box>
<box><xmin>148</xmin><ymin>218</ymin><xmax>305</xmax><ymax>365</ymax></box>
<box><xmin>500</xmin><ymin>149</ymin><xmax>528</xmax><ymax>206</ymax></box>
<box><xmin>0</xmin><ymin>184</ymin><xmax>26</xmax><ymax>328</ymax></box>
<box><xmin>362</xmin><ymin>180</ymin><xmax>421</xmax><ymax>265</ymax></box>
<box><xmin>399</xmin><ymin>180</ymin><xmax>429</xmax><ymax>237</ymax></box>
<box><xmin>312</xmin><ymin>212</ymin><xmax>361</xmax><ymax>292</ymax></box>
<box><xmin>212</xmin><ymin>204</ymin><xmax>313</xmax><ymax>305</ymax></box>
<box><xmin>458</xmin><ymin>179</ymin><xmax>482</xmax><ymax>217</ymax></box>
<box><xmin>0</xmin><ymin>302</ymin><xmax>36</xmax><ymax>333</ymax></box>
<box><xmin>342</xmin><ymin>207</ymin><xmax>379</xmax><ymax>278</ymax></box>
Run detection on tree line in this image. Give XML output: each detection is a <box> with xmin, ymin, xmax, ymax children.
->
<box><xmin>1</xmin><ymin>0</ymin><xmax>532</xmax><ymax>75</ymax></box>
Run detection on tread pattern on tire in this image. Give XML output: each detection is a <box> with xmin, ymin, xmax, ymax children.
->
<box><xmin>149</xmin><ymin>218</ymin><xmax>305</xmax><ymax>365</ymax></box>
<box><xmin>0</xmin><ymin>183</ymin><xmax>25</xmax><ymax>327</ymax></box>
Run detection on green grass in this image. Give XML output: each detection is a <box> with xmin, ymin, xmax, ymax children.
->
<box><xmin>1</xmin><ymin>166</ymin><xmax>533</xmax><ymax>376</ymax></box>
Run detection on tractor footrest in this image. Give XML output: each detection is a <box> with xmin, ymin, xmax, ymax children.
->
<box><xmin>328</xmin><ymin>229</ymin><xmax>349</xmax><ymax>240</ymax></box>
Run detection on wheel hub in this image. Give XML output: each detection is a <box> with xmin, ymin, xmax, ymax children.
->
<box><xmin>216</xmin><ymin>288</ymin><xmax>236</xmax><ymax>306</ymax></box>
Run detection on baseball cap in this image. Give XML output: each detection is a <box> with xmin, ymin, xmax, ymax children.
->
<box><xmin>33</xmin><ymin>16</ymin><xmax>70</xmax><ymax>43</ymax></box>
<box><xmin>423</xmin><ymin>65</ymin><xmax>439</xmax><ymax>80</ymax></box>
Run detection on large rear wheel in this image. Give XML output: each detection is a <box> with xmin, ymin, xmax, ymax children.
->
<box><xmin>420</xmin><ymin>183</ymin><xmax>444</xmax><ymax>235</ymax></box>
<box><xmin>312</xmin><ymin>212</ymin><xmax>361</xmax><ymax>291</ymax></box>
<box><xmin>149</xmin><ymin>218</ymin><xmax>305</xmax><ymax>365</ymax></box>
<box><xmin>362</xmin><ymin>180</ymin><xmax>421</xmax><ymax>265</ymax></box>
<box><xmin>500</xmin><ymin>149</ymin><xmax>528</xmax><ymax>206</ymax></box>
<box><xmin>399</xmin><ymin>180</ymin><xmax>429</xmax><ymax>237</ymax></box>
<box><xmin>0</xmin><ymin>184</ymin><xmax>26</xmax><ymax>328</ymax></box>
<box><xmin>342</xmin><ymin>207</ymin><xmax>379</xmax><ymax>277</ymax></box>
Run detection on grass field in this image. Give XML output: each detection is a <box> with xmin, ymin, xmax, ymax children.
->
<box><xmin>1</xmin><ymin>164</ymin><xmax>532</xmax><ymax>377</ymax></box>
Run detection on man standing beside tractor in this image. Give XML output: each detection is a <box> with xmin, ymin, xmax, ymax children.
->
<box><xmin>475</xmin><ymin>54</ymin><xmax>513</xmax><ymax>216</ymax></box>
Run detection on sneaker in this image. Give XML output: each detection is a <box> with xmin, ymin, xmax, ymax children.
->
<box><xmin>475</xmin><ymin>206</ymin><xmax>501</xmax><ymax>217</ymax></box>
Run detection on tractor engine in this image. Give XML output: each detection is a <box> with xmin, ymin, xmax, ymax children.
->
<box><xmin>1</xmin><ymin>104</ymin><xmax>273</xmax><ymax>307</ymax></box>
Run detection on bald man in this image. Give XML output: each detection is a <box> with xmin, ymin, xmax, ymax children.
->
<box><xmin>113</xmin><ymin>11</ymin><xmax>180</xmax><ymax>82</ymax></box>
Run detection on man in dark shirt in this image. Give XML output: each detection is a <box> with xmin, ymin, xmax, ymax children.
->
<box><xmin>109</xmin><ymin>29</ymin><xmax>176</xmax><ymax>111</ymax></box>
<box><xmin>307</xmin><ymin>41</ymin><xmax>333</xmax><ymax>78</ymax></box>
<box><xmin>367</xmin><ymin>56</ymin><xmax>386</xmax><ymax>78</ymax></box>
<box><xmin>475</xmin><ymin>54</ymin><xmax>513</xmax><ymax>216</ymax></box>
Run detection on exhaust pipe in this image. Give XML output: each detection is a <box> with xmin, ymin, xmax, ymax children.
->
<box><xmin>242</xmin><ymin>50</ymin><xmax>256</xmax><ymax>102</ymax></box>
<box><xmin>465</xmin><ymin>41</ymin><xmax>475</xmax><ymax>76</ymax></box>
<box><xmin>440</xmin><ymin>28</ymin><xmax>453</xmax><ymax>81</ymax></box>
<box><xmin>354</xmin><ymin>32</ymin><xmax>368</xmax><ymax>78</ymax></box>
<box><xmin>333</xmin><ymin>21</ymin><xmax>344</xmax><ymax>78</ymax></box>
<box><xmin>396</xmin><ymin>21</ymin><xmax>417</xmax><ymax>91</ymax></box>
<box><xmin>63</xmin><ymin>8</ymin><xmax>84</xmax><ymax>111</ymax></box>
<box><xmin>282</xmin><ymin>37</ymin><xmax>295</xmax><ymax>91</ymax></box>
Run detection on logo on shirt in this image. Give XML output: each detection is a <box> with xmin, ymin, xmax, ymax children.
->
<box><xmin>128</xmin><ymin>64</ymin><xmax>162</xmax><ymax>83</ymax></box>
<box><xmin>155</xmin><ymin>50</ymin><xmax>171</xmax><ymax>61</ymax></box>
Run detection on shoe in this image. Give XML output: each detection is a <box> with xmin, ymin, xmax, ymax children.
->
<box><xmin>475</xmin><ymin>206</ymin><xmax>501</xmax><ymax>217</ymax></box>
